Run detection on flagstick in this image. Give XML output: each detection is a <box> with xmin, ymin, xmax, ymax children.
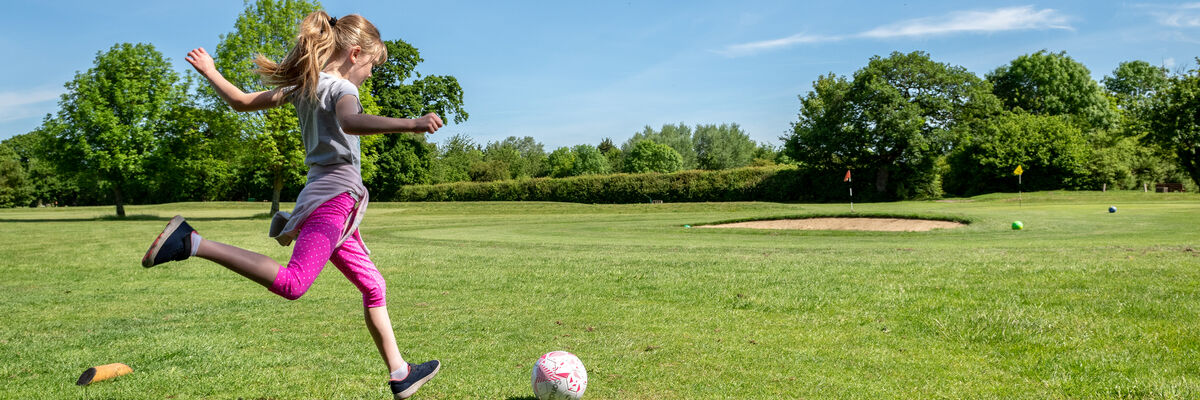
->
<box><xmin>1013</xmin><ymin>165</ymin><xmax>1024</xmax><ymax>207</ymax></box>
<box><xmin>847</xmin><ymin>171</ymin><xmax>854</xmax><ymax>213</ymax></box>
<box><xmin>849</xmin><ymin>186</ymin><xmax>854</xmax><ymax>213</ymax></box>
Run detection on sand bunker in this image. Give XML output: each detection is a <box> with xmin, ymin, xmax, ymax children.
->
<box><xmin>698</xmin><ymin>217</ymin><xmax>965</xmax><ymax>232</ymax></box>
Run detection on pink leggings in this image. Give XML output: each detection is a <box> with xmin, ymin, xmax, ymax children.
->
<box><xmin>268</xmin><ymin>193</ymin><xmax>387</xmax><ymax>308</ymax></box>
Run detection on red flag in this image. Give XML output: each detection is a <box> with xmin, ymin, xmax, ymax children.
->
<box><xmin>844</xmin><ymin>170</ymin><xmax>851</xmax><ymax>182</ymax></box>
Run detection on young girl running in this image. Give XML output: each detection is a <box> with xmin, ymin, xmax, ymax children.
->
<box><xmin>141</xmin><ymin>11</ymin><xmax>443</xmax><ymax>399</ymax></box>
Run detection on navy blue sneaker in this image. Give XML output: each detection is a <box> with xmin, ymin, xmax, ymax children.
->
<box><xmin>389</xmin><ymin>360</ymin><xmax>440</xmax><ymax>399</ymax></box>
<box><xmin>141</xmin><ymin>215</ymin><xmax>196</xmax><ymax>268</ymax></box>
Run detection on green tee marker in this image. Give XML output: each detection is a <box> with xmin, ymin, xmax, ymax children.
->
<box><xmin>1011</xmin><ymin>221</ymin><xmax>1024</xmax><ymax>230</ymax></box>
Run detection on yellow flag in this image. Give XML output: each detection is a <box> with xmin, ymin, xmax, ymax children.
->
<box><xmin>1013</xmin><ymin>165</ymin><xmax>1023</xmax><ymax>176</ymax></box>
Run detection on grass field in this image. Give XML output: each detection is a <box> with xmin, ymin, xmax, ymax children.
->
<box><xmin>2</xmin><ymin>191</ymin><xmax>1199</xmax><ymax>399</ymax></box>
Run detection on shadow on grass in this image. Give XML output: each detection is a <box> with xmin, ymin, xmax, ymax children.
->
<box><xmin>505</xmin><ymin>397</ymin><xmax>538</xmax><ymax>400</ymax></box>
<box><xmin>0</xmin><ymin>213</ymin><xmax>273</xmax><ymax>223</ymax></box>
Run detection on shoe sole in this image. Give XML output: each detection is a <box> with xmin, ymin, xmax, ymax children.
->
<box><xmin>394</xmin><ymin>362</ymin><xmax>440</xmax><ymax>400</ymax></box>
<box><xmin>142</xmin><ymin>215</ymin><xmax>185</xmax><ymax>268</ymax></box>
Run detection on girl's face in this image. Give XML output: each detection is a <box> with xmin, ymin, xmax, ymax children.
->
<box><xmin>345</xmin><ymin>47</ymin><xmax>378</xmax><ymax>86</ymax></box>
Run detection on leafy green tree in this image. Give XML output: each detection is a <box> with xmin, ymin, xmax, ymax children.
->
<box><xmin>597</xmin><ymin>137</ymin><xmax>616</xmax><ymax>154</ymax></box>
<box><xmin>141</xmin><ymin>74</ymin><xmax>243</xmax><ymax>203</ymax></box>
<box><xmin>945</xmin><ymin>113</ymin><xmax>1092</xmax><ymax>195</ymax></box>
<box><xmin>507</xmin><ymin>136</ymin><xmax>548</xmax><ymax>178</ymax></box>
<box><xmin>571</xmin><ymin>144</ymin><xmax>610</xmax><ymax>176</ymax></box>
<box><xmin>1084</xmin><ymin>131</ymin><xmax>1132</xmax><ymax>190</ymax></box>
<box><xmin>45</xmin><ymin>43</ymin><xmax>184</xmax><ymax>216</ymax></box>
<box><xmin>602</xmin><ymin>149</ymin><xmax>623</xmax><ymax>174</ymax></box>
<box><xmin>625</xmin><ymin>139</ymin><xmax>683</xmax><ymax>173</ymax></box>
<box><xmin>2</xmin><ymin>131</ymin><xmax>45</xmax><ymax>206</ymax></box>
<box><xmin>786</xmin><ymin>51</ymin><xmax>999</xmax><ymax>199</ymax></box>
<box><xmin>1079</xmin><ymin>61</ymin><xmax>1177</xmax><ymax>190</ymax></box>
<box><xmin>210</xmin><ymin>0</ymin><xmax>319</xmax><ymax>214</ymax></box>
<box><xmin>468</xmin><ymin>160</ymin><xmax>510</xmax><ymax>182</ymax></box>
<box><xmin>481</xmin><ymin>144</ymin><xmax>517</xmax><ymax>180</ymax></box>
<box><xmin>1</xmin><ymin>132</ymin><xmax>37</xmax><ymax>170</ymax></box>
<box><xmin>1105</xmin><ymin>61</ymin><xmax>1170</xmax><ymax>109</ymax></box>
<box><xmin>363</xmin><ymin>133</ymin><xmax>434</xmax><ymax>195</ymax></box>
<box><xmin>784</xmin><ymin>73</ymin><xmax>853</xmax><ymax>167</ymax></box>
<box><xmin>354</xmin><ymin>77</ymin><xmax>436</xmax><ymax>196</ymax></box>
<box><xmin>432</xmin><ymin>134</ymin><xmax>482</xmax><ymax>183</ymax></box>
<box><xmin>1084</xmin><ymin>130</ymin><xmax>1177</xmax><ymax>190</ymax></box>
<box><xmin>1105</xmin><ymin>61</ymin><xmax>1171</xmax><ymax>139</ymax></box>
<box><xmin>623</xmin><ymin>123</ymin><xmax>696</xmax><ymax>169</ymax></box>
<box><xmin>1145</xmin><ymin>62</ymin><xmax>1200</xmax><ymax>187</ymax></box>
<box><xmin>363</xmin><ymin>39</ymin><xmax>468</xmax><ymax>191</ymax></box>
<box><xmin>988</xmin><ymin>50</ymin><xmax>1117</xmax><ymax>130</ymax></box>
<box><xmin>481</xmin><ymin>140</ymin><xmax>520</xmax><ymax>179</ymax></box>
<box><xmin>598</xmin><ymin>137</ymin><xmax>623</xmax><ymax>173</ymax></box>
<box><xmin>694</xmin><ymin>123</ymin><xmax>756</xmax><ymax>170</ymax></box>
<box><xmin>368</xmin><ymin>39</ymin><xmax>468</xmax><ymax>123</ymax></box>
<box><xmin>479</xmin><ymin>137</ymin><xmax>548</xmax><ymax>180</ymax></box>
<box><xmin>546</xmin><ymin>147</ymin><xmax>576</xmax><ymax>178</ymax></box>
<box><xmin>0</xmin><ymin>143</ymin><xmax>31</xmax><ymax>208</ymax></box>
<box><xmin>750</xmin><ymin>143</ymin><xmax>785</xmax><ymax>166</ymax></box>
<box><xmin>5</xmin><ymin>126</ymin><xmax>88</xmax><ymax>207</ymax></box>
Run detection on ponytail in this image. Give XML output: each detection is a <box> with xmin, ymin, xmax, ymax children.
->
<box><xmin>254</xmin><ymin>11</ymin><xmax>386</xmax><ymax>101</ymax></box>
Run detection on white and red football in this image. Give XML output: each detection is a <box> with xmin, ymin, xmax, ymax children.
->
<box><xmin>531</xmin><ymin>351</ymin><xmax>588</xmax><ymax>400</ymax></box>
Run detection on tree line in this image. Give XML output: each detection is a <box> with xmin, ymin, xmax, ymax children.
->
<box><xmin>429</xmin><ymin>122</ymin><xmax>781</xmax><ymax>184</ymax></box>
<box><xmin>785</xmin><ymin>50</ymin><xmax>1199</xmax><ymax>199</ymax></box>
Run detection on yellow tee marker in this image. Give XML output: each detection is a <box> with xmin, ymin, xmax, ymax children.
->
<box><xmin>76</xmin><ymin>363</ymin><xmax>133</xmax><ymax>386</ymax></box>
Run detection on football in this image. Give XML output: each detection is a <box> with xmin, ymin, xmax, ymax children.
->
<box><xmin>531</xmin><ymin>351</ymin><xmax>587</xmax><ymax>400</ymax></box>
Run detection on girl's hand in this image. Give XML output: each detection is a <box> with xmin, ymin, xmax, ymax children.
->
<box><xmin>185</xmin><ymin>47</ymin><xmax>216</xmax><ymax>76</ymax></box>
<box><xmin>417</xmin><ymin>113</ymin><xmax>444</xmax><ymax>134</ymax></box>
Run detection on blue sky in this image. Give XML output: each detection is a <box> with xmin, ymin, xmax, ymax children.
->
<box><xmin>2</xmin><ymin>1</ymin><xmax>1198</xmax><ymax>149</ymax></box>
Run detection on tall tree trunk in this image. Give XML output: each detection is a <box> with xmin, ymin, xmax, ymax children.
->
<box><xmin>875</xmin><ymin>165</ymin><xmax>890</xmax><ymax>193</ymax></box>
<box><xmin>271</xmin><ymin>170</ymin><xmax>283</xmax><ymax>215</ymax></box>
<box><xmin>113</xmin><ymin>184</ymin><xmax>126</xmax><ymax>218</ymax></box>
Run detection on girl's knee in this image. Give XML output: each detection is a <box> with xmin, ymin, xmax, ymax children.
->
<box><xmin>269</xmin><ymin>270</ymin><xmax>315</xmax><ymax>301</ymax></box>
<box><xmin>272</xmin><ymin>285</ymin><xmax>309</xmax><ymax>301</ymax></box>
<box><xmin>361</xmin><ymin>282</ymin><xmax>386</xmax><ymax>308</ymax></box>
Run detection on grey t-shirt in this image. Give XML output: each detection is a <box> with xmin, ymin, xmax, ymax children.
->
<box><xmin>292</xmin><ymin>72</ymin><xmax>363</xmax><ymax>171</ymax></box>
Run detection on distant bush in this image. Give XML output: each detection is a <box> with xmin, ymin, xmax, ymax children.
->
<box><xmin>625</xmin><ymin>140</ymin><xmax>683</xmax><ymax>174</ymax></box>
<box><xmin>390</xmin><ymin>165</ymin><xmax>890</xmax><ymax>203</ymax></box>
<box><xmin>571</xmin><ymin>144</ymin><xmax>611</xmax><ymax>176</ymax></box>
<box><xmin>468</xmin><ymin>160</ymin><xmax>510</xmax><ymax>182</ymax></box>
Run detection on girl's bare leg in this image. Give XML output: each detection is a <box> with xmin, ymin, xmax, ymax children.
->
<box><xmin>195</xmin><ymin>240</ymin><xmax>280</xmax><ymax>288</ymax></box>
<box><xmin>365</xmin><ymin>306</ymin><xmax>407</xmax><ymax>373</ymax></box>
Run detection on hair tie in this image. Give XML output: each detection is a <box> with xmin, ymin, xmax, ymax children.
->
<box><xmin>328</xmin><ymin>16</ymin><xmax>338</xmax><ymax>26</ymax></box>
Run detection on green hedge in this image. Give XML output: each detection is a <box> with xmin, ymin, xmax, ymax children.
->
<box><xmin>389</xmin><ymin>165</ymin><xmax>889</xmax><ymax>203</ymax></box>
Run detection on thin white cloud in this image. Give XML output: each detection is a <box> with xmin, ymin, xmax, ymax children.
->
<box><xmin>718</xmin><ymin>6</ymin><xmax>1072</xmax><ymax>57</ymax></box>
<box><xmin>860</xmin><ymin>6</ymin><xmax>1071</xmax><ymax>38</ymax></box>
<box><xmin>1156</xmin><ymin>3</ymin><xmax>1200</xmax><ymax>27</ymax></box>
<box><xmin>0</xmin><ymin>88</ymin><xmax>62</xmax><ymax>123</ymax></box>
<box><xmin>715</xmin><ymin>33</ymin><xmax>844</xmax><ymax>57</ymax></box>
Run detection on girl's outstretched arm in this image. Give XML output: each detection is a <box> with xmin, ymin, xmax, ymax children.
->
<box><xmin>186</xmin><ymin>47</ymin><xmax>286</xmax><ymax>112</ymax></box>
<box><xmin>335</xmin><ymin>95</ymin><xmax>444</xmax><ymax>135</ymax></box>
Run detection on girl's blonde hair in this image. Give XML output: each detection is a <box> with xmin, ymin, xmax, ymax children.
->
<box><xmin>254</xmin><ymin>11</ymin><xmax>388</xmax><ymax>101</ymax></box>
